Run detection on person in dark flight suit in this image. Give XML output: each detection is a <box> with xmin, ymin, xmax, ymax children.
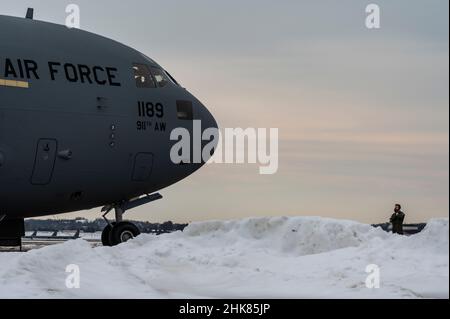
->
<box><xmin>390</xmin><ymin>204</ymin><xmax>405</xmax><ymax>235</ymax></box>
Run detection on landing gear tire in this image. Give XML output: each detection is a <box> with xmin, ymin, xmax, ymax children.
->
<box><xmin>109</xmin><ymin>221</ymin><xmax>140</xmax><ymax>246</ymax></box>
<box><xmin>101</xmin><ymin>222</ymin><xmax>116</xmax><ymax>247</ymax></box>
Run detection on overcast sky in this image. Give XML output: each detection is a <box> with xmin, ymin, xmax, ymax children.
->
<box><xmin>3</xmin><ymin>1</ymin><xmax>449</xmax><ymax>223</ymax></box>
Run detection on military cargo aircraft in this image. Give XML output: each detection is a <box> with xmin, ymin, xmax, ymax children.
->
<box><xmin>0</xmin><ymin>9</ymin><xmax>218</xmax><ymax>247</ymax></box>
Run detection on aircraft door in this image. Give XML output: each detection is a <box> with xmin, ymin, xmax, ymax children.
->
<box><xmin>31</xmin><ymin>139</ymin><xmax>58</xmax><ymax>185</ymax></box>
<box><xmin>132</xmin><ymin>153</ymin><xmax>154</xmax><ymax>182</ymax></box>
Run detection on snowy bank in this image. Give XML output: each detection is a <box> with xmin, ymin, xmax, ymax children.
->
<box><xmin>0</xmin><ymin>216</ymin><xmax>448</xmax><ymax>298</ymax></box>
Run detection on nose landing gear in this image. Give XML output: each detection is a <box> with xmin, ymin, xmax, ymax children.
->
<box><xmin>100</xmin><ymin>193</ymin><xmax>162</xmax><ymax>246</ymax></box>
<box><xmin>101</xmin><ymin>221</ymin><xmax>140</xmax><ymax>246</ymax></box>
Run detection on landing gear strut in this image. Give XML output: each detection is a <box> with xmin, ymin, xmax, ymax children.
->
<box><xmin>100</xmin><ymin>193</ymin><xmax>162</xmax><ymax>246</ymax></box>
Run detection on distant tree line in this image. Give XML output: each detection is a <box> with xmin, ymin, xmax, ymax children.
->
<box><xmin>25</xmin><ymin>218</ymin><xmax>188</xmax><ymax>234</ymax></box>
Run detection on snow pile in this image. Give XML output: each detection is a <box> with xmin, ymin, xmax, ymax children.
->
<box><xmin>183</xmin><ymin>216</ymin><xmax>389</xmax><ymax>256</ymax></box>
<box><xmin>406</xmin><ymin>218</ymin><xmax>449</xmax><ymax>253</ymax></box>
<box><xmin>0</xmin><ymin>216</ymin><xmax>448</xmax><ymax>299</ymax></box>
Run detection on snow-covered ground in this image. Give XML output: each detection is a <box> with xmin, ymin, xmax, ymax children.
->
<box><xmin>0</xmin><ymin>216</ymin><xmax>448</xmax><ymax>298</ymax></box>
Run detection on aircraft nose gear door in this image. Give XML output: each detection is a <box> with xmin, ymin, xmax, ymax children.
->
<box><xmin>31</xmin><ymin>139</ymin><xmax>58</xmax><ymax>185</ymax></box>
<box><xmin>132</xmin><ymin>153</ymin><xmax>154</xmax><ymax>182</ymax></box>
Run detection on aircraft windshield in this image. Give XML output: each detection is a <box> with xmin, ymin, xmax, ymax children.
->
<box><xmin>150</xmin><ymin>67</ymin><xmax>168</xmax><ymax>88</ymax></box>
<box><xmin>133</xmin><ymin>64</ymin><xmax>156</xmax><ymax>88</ymax></box>
<box><xmin>132</xmin><ymin>64</ymin><xmax>179</xmax><ymax>88</ymax></box>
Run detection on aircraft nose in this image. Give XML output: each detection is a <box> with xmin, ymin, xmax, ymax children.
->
<box><xmin>199</xmin><ymin>102</ymin><xmax>218</xmax><ymax>132</ymax></box>
<box><xmin>197</xmin><ymin>101</ymin><xmax>218</xmax><ymax>163</ymax></box>
<box><xmin>177</xmin><ymin>94</ymin><xmax>218</xmax><ymax>164</ymax></box>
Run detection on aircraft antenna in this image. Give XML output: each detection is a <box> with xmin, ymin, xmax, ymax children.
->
<box><xmin>26</xmin><ymin>8</ymin><xmax>34</xmax><ymax>20</ymax></box>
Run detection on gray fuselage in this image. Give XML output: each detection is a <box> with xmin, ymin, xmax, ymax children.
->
<box><xmin>0</xmin><ymin>15</ymin><xmax>217</xmax><ymax>219</ymax></box>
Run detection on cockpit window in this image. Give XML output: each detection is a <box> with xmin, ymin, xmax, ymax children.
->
<box><xmin>133</xmin><ymin>64</ymin><xmax>156</xmax><ymax>88</ymax></box>
<box><xmin>177</xmin><ymin>100</ymin><xmax>193</xmax><ymax>120</ymax></box>
<box><xmin>150</xmin><ymin>67</ymin><xmax>168</xmax><ymax>88</ymax></box>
